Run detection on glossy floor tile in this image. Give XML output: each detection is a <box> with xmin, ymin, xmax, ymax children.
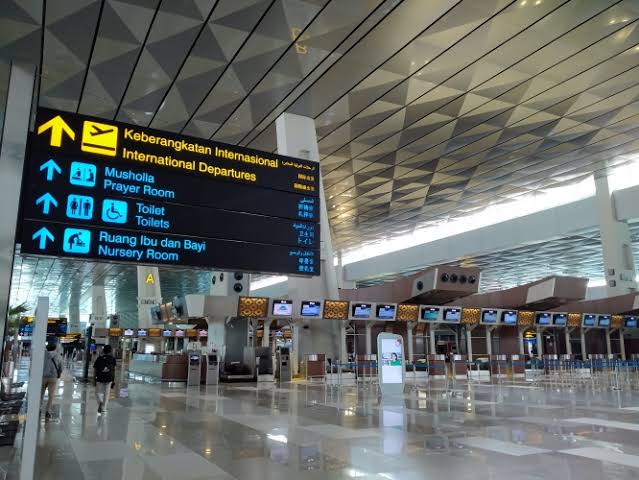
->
<box><xmin>5</xmin><ymin>365</ymin><xmax>639</xmax><ymax>479</ymax></box>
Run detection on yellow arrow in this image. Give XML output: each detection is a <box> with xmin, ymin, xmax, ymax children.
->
<box><xmin>37</xmin><ymin>115</ymin><xmax>76</xmax><ymax>147</ymax></box>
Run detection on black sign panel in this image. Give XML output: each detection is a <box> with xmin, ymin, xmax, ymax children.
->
<box><xmin>20</xmin><ymin>108</ymin><xmax>320</xmax><ymax>276</ymax></box>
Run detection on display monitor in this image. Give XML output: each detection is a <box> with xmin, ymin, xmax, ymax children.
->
<box><xmin>502</xmin><ymin>311</ymin><xmax>518</xmax><ymax>325</ymax></box>
<box><xmin>199</xmin><ymin>329</ymin><xmax>208</xmax><ymax>337</ymax></box>
<box><xmin>123</xmin><ymin>328</ymin><xmax>134</xmax><ymax>337</ymax></box>
<box><xmin>175</xmin><ymin>330</ymin><xmax>185</xmax><ymax>337</ymax></box>
<box><xmin>137</xmin><ymin>329</ymin><xmax>147</xmax><ymax>337</ymax></box>
<box><xmin>443</xmin><ymin>308</ymin><xmax>461</xmax><ymax>322</ymax></box>
<box><xmin>481</xmin><ymin>310</ymin><xmax>498</xmax><ymax>324</ymax></box>
<box><xmin>598</xmin><ymin>315</ymin><xmax>611</xmax><ymax>327</ymax></box>
<box><xmin>583</xmin><ymin>314</ymin><xmax>596</xmax><ymax>327</ymax></box>
<box><xmin>189</xmin><ymin>354</ymin><xmax>200</xmax><ymax>365</ymax></box>
<box><xmin>272</xmin><ymin>299</ymin><xmax>293</xmax><ymax>317</ymax></box>
<box><xmin>553</xmin><ymin>313</ymin><xmax>567</xmax><ymax>326</ymax></box>
<box><xmin>421</xmin><ymin>307</ymin><xmax>440</xmax><ymax>321</ymax></box>
<box><xmin>300</xmin><ymin>301</ymin><xmax>321</xmax><ymax>317</ymax></box>
<box><xmin>535</xmin><ymin>313</ymin><xmax>551</xmax><ymax>326</ymax></box>
<box><xmin>624</xmin><ymin>316</ymin><xmax>638</xmax><ymax>328</ymax></box>
<box><xmin>352</xmin><ymin>303</ymin><xmax>372</xmax><ymax>319</ymax></box>
<box><xmin>376</xmin><ymin>304</ymin><xmax>396</xmax><ymax>320</ymax></box>
<box><xmin>162</xmin><ymin>329</ymin><xmax>172</xmax><ymax>337</ymax></box>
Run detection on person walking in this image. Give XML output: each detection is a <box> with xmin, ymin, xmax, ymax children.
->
<box><xmin>41</xmin><ymin>343</ymin><xmax>63</xmax><ymax>419</ymax></box>
<box><xmin>93</xmin><ymin>345</ymin><xmax>116</xmax><ymax>414</ymax></box>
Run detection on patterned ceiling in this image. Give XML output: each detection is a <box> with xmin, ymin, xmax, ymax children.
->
<box><xmin>4</xmin><ymin>1</ymin><xmax>639</xmax><ymax>315</ymax></box>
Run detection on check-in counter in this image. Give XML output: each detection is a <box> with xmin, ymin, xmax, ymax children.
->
<box><xmin>427</xmin><ymin>354</ymin><xmax>446</xmax><ymax>378</ymax></box>
<box><xmin>510</xmin><ymin>354</ymin><xmax>525</xmax><ymax>377</ymax></box>
<box><xmin>450</xmin><ymin>354</ymin><xmax>467</xmax><ymax>378</ymax></box>
<box><xmin>304</xmin><ymin>353</ymin><xmax>326</xmax><ymax>381</ymax></box>
<box><xmin>490</xmin><ymin>354</ymin><xmax>508</xmax><ymax>377</ymax></box>
<box><xmin>129</xmin><ymin>353</ymin><xmax>188</xmax><ymax>382</ymax></box>
<box><xmin>356</xmin><ymin>354</ymin><xmax>377</xmax><ymax>378</ymax></box>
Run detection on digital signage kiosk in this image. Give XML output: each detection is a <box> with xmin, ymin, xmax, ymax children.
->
<box><xmin>377</xmin><ymin>333</ymin><xmax>405</xmax><ymax>396</ymax></box>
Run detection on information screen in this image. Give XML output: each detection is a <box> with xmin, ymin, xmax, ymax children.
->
<box><xmin>162</xmin><ymin>330</ymin><xmax>172</xmax><ymax>337</ymax></box>
<box><xmin>624</xmin><ymin>316</ymin><xmax>637</xmax><ymax>328</ymax></box>
<box><xmin>421</xmin><ymin>307</ymin><xmax>439</xmax><ymax>321</ymax></box>
<box><xmin>380</xmin><ymin>338</ymin><xmax>403</xmax><ymax>384</ymax></box>
<box><xmin>175</xmin><ymin>330</ymin><xmax>185</xmax><ymax>337</ymax></box>
<box><xmin>376</xmin><ymin>304</ymin><xmax>396</xmax><ymax>320</ymax></box>
<box><xmin>300</xmin><ymin>301</ymin><xmax>321</xmax><ymax>317</ymax></box>
<box><xmin>598</xmin><ymin>315</ymin><xmax>611</xmax><ymax>327</ymax></box>
<box><xmin>502</xmin><ymin>311</ymin><xmax>518</xmax><ymax>325</ymax></box>
<box><xmin>553</xmin><ymin>313</ymin><xmax>567</xmax><ymax>326</ymax></box>
<box><xmin>199</xmin><ymin>329</ymin><xmax>208</xmax><ymax>337</ymax></box>
<box><xmin>137</xmin><ymin>329</ymin><xmax>147</xmax><ymax>337</ymax></box>
<box><xmin>481</xmin><ymin>310</ymin><xmax>498</xmax><ymax>324</ymax></box>
<box><xmin>20</xmin><ymin>108</ymin><xmax>320</xmax><ymax>276</ymax></box>
<box><xmin>352</xmin><ymin>303</ymin><xmax>372</xmax><ymax>319</ymax></box>
<box><xmin>536</xmin><ymin>313</ymin><xmax>551</xmax><ymax>325</ymax></box>
<box><xmin>443</xmin><ymin>308</ymin><xmax>460</xmax><ymax>322</ymax></box>
<box><xmin>123</xmin><ymin>328</ymin><xmax>134</xmax><ymax>336</ymax></box>
<box><xmin>272</xmin><ymin>300</ymin><xmax>293</xmax><ymax>316</ymax></box>
<box><xmin>583</xmin><ymin>314</ymin><xmax>596</xmax><ymax>327</ymax></box>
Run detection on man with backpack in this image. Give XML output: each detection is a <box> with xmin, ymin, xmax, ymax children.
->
<box><xmin>41</xmin><ymin>342</ymin><xmax>63</xmax><ymax>419</ymax></box>
<box><xmin>93</xmin><ymin>345</ymin><xmax>116</xmax><ymax>414</ymax></box>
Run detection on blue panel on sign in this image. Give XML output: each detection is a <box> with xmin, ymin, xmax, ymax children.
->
<box><xmin>69</xmin><ymin>162</ymin><xmax>96</xmax><ymax>187</ymax></box>
<box><xmin>62</xmin><ymin>228</ymin><xmax>91</xmax><ymax>254</ymax></box>
<box><xmin>102</xmin><ymin>199</ymin><xmax>128</xmax><ymax>224</ymax></box>
<box><xmin>66</xmin><ymin>194</ymin><xmax>94</xmax><ymax>220</ymax></box>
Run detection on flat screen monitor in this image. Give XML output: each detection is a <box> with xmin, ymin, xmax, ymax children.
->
<box><xmin>123</xmin><ymin>328</ymin><xmax>134</xmax><ymax>337</ymax></box>
<box><xmin>376</xmin><ymin>304</ymin><xmax>396</xmax><ymax>320</ymax></box>
<box><xmin>199</xmin><ymin>329</ymin><xmax>208</xmax><ymax>337</ymax></box>
<box><xmin>300</xmin><ymin>301</ymin><xmax>321</xmax><ymax>317</ymax></box>
<box><xmin>443</xmin><ymin>308</ymin><xmax>461</xmax><ymax>322</ymax></box>
<box><xmin>536</xmin><ymin>313</ymin><xmax>551</xmax><ymax>326</ymax></box>
<box><xmin>189</xmin><ymin>354</ymin><xmax>200</xmax><ymax>365</ymax></box>
<box><xmin>481</xmin><ymin>310</ymin><xmax>498</xmax><ymax>324</ymax></box>
<box><xmin>379</xmin><ymin>337</ymin><xmax>403</xmax><ymax>384</ymax></box>
<box><xmin>553</xmin><ymin>313</ymin><xmax>567</xmax><ymax>326</ymax></box>
<box><xmin>583</xmin><ymin>314</ymin><xmax>596</xmax><ymax>327</ymax></box>
<box><xmin>624</xmin><ymin>316</ymin><xmax>637</xmax><ymax>328</ymax></box>
<box><xmin>352</xmin><ymin>303</ymin><xmax>372</xmax><ymax>319</ymax></box>
<box><xmin>421</xmin><ymin>307</ymin><xmax>440</xmax><ymax>321</ymax></box>
<box><xmin>162</xmin><ymin>329</ymin><xmax>172</xmax><ymax>337</ymax></box>
<box><xmin>598</xmin><ymin>315</ymin><xmax>611</xmax><ymax>327</ymax></box>
<box><xmin>502</xmin><ymin>311</ymin><xmax>518</xmax><ymax>325</ymax></box>
<box><xmin>137</xmin><ymin>329</ymin><xmax>147</xmax><ymax>337</ymax></box>
<box><xmin>175</xmin><ymin>330</ymin><xmax>185</xmax><ymax>337</ymax></box>
<box><xmin>272</xmin><ymin>300</ymin><xmax>293</xmax><ymax>316</ymax></box>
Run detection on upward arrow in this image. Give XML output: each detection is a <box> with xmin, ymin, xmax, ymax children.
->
<box><xmin>35</xmin><ymin>193</ymin><xmax>58</xmax><ymax>214</ymax></box>
<box><xmin>37</xmin><ymin>115</ymin><xmax>75</xmax><ymax>147</ymax></box>
<box><xmin>32</xmin><ymin>227</ymin><xmax>54</xmax><ymax>250</ymax></box>
<box><xmin>39</xmin><ymin>159</ymin><xmax>62</xmax><ymax>181</ymax></box>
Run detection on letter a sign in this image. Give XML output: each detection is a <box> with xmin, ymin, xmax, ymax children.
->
<box><xmin>145</xmin><ymin>273</ymin><xmax>154</xmax><ymax>284</ymax></box>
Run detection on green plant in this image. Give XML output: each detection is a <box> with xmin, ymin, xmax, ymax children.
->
<box><xmin>7</xmin><ymin>303</ymin><xmax>29</xmax><ymax>336</ymax></box>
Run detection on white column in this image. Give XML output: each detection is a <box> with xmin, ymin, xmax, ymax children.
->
<box><xmin>68</xmin><ymin>301</ymin><xmax>80</xmax><ymax>333</ymax></box>
<box><xmin>429</xmin><ymin>324</ymin><xmax>437</xmax><ymax>355</ymax></box>
<box><xmin>276</xmin><ymin>112</ymin><xmax>340</xmax><ymax>359</ymax></box>
<box><xmin>605</xmin><ymin>329</ymin><xmax>612</xmax><ymax>356</ymax></box>
<box><xmin>262</xmin><ymin>321</ymin><xmax>270</xmax><ymax>348</ymax></box>
<box><xmin>518</xmin><ymin>328</ymin><xmax>525</xmax><ymax>355</ymax></box>
<box><xmin>536</xmin><ymin>328</ymin><xmax>544</xmax><ymax>358</ymax></box>
<box><xmin>486</xmin><ymin>326</ymin><xmax>492</xmax><ymax>356</ymax></box>
<box><xmin>406</xmin><ymin>321</ymin><xmax>415</xmax><ymax>364</ymax></box>
<box><xmin>292</xmin><ymin>321</ymin><xmax>301</xmax><ymax>376</ymax></box>
<box><xmin>91</xmin><ymin>285</ymin><xmax>107</xmax><ymax>328</ymax></box>
<box><xmin>620</xmin><ymin>330</ymin><xmax>626</xmax><ymax>360</ymax></box>
<box><xmin>466</xmin><ymin>325</ymin><xmax>474</xmax><ymax>361</ymax></box>
<box><xmin>0</xmin><ymin>62</ymin><xmax>36</xmax><ymax>356</ymax></box>
<box><xmin>565</xmin><ymin>329</ymin><xmax>572</xmax><ymax>355</ymax></box>
<box><xmin>580</xmin><ymin>329</ymin><xmax>587</xmax><ymax>359</ymax></box>
<box><xmin>137</xmin><ymin>266</ymin><xmax>162</xmax><ymax>328</ymax></box>
<box><xmin>595</xmin><ymin>174</ymin><xmax>637</xmax><ymax>296</ymax></box>
<box><xmin>365</xmin><ymin>323</ymin><xmax>373</xmax><ymax>356</ymax></box>
<box><xmin>339</xmin><ymin>320</ymin><xmax>348</xmax><ymax>362</ymax></box>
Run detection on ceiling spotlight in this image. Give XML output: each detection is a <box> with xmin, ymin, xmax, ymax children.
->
<box><xmin>440</xmin><ymin>273</ymin><xmax>449</xmax><ymax>282</ymax></box>
<box><xmin>468</xmin><ymin>276</ymin><xmax>477</xmax><ymax>284</ymax></box>
<box><xmin>450</xmin><ymin>273</ymin><xmax>458</xmax><ymax>283</ymax></box>
<box><xmin>459</xmin><ymin>275</ymin><xmax>467</xmax><ymax>284</ymax></box>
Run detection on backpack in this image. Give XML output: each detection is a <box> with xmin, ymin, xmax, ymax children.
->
<box><xmin>95</xmin><ymin>355</ymin><xmax>115</xmax><ymax>383</ymax></box>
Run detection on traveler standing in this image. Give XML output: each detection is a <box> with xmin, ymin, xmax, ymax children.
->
<box><xmin>93</xmin><ymin>345</ymin><xmax>116</xmax><ymax>414</ymax></box>
<box><xmin>41</xmin><ymin>343</ymin><xmax>63</xmax><ymax>419</ymax></box>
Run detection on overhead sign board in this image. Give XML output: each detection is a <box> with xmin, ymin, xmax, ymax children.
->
<box><xmin>20</xmin><ymin>108</ymin><xmax>320</xmax><ymax>275</ymax></box>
